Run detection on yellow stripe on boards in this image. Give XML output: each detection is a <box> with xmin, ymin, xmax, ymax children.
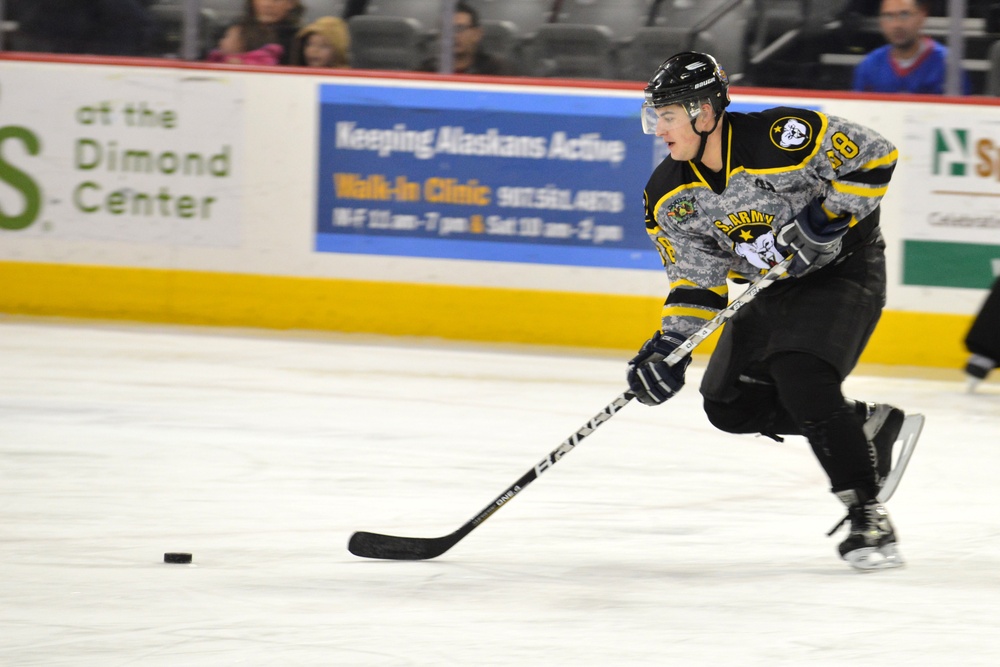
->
<box><xmin>0</xmin><ymin>260</ymin><xmax>974</xmax><ymax>367</ymax></box>
<box><xmin>0</xmin><ymin>261</ymin><xmax>661</xmax><ymax>350</ymax></box>
<box><xmin>860</xmin><ymin>309</ymin><xmax>973</xmax><ymax>368</ymax></box>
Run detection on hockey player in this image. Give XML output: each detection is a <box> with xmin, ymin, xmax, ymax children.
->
<box><xmin>964</xmin><ymin>275</ymin><xmax>1000</xmax><ymax>390</ymax></box>
<box><xmin>627</xmin><ymin>52</ymin><xmax>914</xmax><ymax>570</ymax></box>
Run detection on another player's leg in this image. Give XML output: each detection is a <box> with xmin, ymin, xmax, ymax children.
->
<box><xmin>964</xmin><ymin>276</ymin><xmax>1000</xmax><ymax>392</ymax></box>
<box><xmin>965</xmin><ymin>353</ymin><xmax>996</xmax><ymax>392</ymax></box>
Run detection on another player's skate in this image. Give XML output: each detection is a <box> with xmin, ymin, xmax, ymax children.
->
<box><xmin>832</xmin><ymin>489</ymin><xmax>903</xmax><ymax>571</ymax></box>
<box><xmin>965</xmin><ymin>354</ymin><xmax>995</xmax><ymax>393</ymax></box>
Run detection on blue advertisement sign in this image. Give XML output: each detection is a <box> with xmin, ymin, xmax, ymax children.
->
<box><xmin>316</xmin><ymin>83</ymin><xmax>658</xmax><ymax>269</ymax></box>
<box><xmin>315</xmin><ymin>84</ymin><xmax>779</xmax><ymax>269</ymax></box>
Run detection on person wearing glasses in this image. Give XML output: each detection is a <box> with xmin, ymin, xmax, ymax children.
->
<box><xmin>853</xmin><ymin>0</ymin><xmax>970</xmax><ymax>94</ymax></box>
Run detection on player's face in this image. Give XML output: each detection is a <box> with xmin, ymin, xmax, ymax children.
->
<box><xmin>879</xmin><ymin>0</ymin><xmax>926</xmax><ymax>49</ymax></box>
<box><xmin>651</xmin><ymin>104</ymin><xmax>702</xmax><ymax>161</ymax></box>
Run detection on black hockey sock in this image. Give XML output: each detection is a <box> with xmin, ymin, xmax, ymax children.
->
<box><xmin>770</xmin><ymin>352</ymin><xmax>876</xmax><ymax>496</ymax></box>
<box><xmin>799</xmin><ymin>405</ymin><xmax>877</xmax><ymax>496</ymax></box>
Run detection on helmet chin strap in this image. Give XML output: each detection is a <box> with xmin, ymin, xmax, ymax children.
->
<box><xmin>691</xmin><ymin>110</ymin><xmax>722</xmax><ymax>164</ymax></box>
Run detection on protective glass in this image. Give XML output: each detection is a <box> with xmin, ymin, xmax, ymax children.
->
<box><xmin>641</xmin><ymin>102</ymin><xmax>699</xmax><ymax>135</ymax></box>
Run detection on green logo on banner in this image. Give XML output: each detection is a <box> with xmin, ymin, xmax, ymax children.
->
<box><xmin>0</xmin><ymin>125</ymin><xmax>42</xmax><ymax>230</ymax></box>
<box><xmin>932</xmin><ymin>128</ymin><xmax>968</xmax><ymax>177</ymax></box>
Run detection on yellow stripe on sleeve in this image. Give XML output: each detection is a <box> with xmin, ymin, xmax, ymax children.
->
<box><xmin>661</xmin><ymin>305</ymin><xmax>717</xmax><ymax>320</ymax></box>
<box><xmin>669</xmin><ymin>279</ymin><xmax>728</xmax><ymax>296</ymax></box>
<box><xmin>831</xmin><ymin>181</ymin><xmax>889</xmax><ymax>197</ymax></box>
<box><xmin>859</xmin><ymin>149</ymin><xmax>899</xmax><ymax>170</ymax></box>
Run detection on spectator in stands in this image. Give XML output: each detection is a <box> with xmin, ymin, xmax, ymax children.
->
<box><xmin>290</xmin><ymin>16</ymin><xmax>351</xmax><ymax>68</ymax></box>
<box><xmin>419</xmin><ymin>1</ymin><xmax>515</xmax><ymax>75</ymax></box>
<box><xmin>206</xmin><ymin>21</ymin><xmax>284</xmax><ymax>66</ymax></box>
<box><xmin>853</xmin><ymin>0</ymin><xmax>970</xmax><ymax>94</ymax></box>
<box><xmin>10</xmin><ymin>0</ymin><xmax>155</xmax><ymax>56</ymax></box>
<box><xmin>238</xmin><ymin>0</ymin><xmax>304</xmax><ymax>65</ymax></box>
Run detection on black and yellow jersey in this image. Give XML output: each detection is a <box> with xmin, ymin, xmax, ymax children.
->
<box><xmin>643</xmin><ymin>106</ymin><xmax>897</xmax><ymax>335</ymax></box>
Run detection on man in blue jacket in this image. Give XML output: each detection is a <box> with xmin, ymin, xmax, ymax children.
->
<box><xmin>853</xmin><ymin>0</ymin><xmax>970</xmax><ymax>94</ymax></box>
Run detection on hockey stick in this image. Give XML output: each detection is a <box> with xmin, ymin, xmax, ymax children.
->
<box><xmin>348</xmin><ymin>257</ymin><xmax>794</xmax><ymax>560</ymax></box>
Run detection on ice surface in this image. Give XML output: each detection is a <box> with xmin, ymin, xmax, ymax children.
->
<box><xmin>1</xmin><ymin>317</ymin><xmax>999</xmax><ymax>666</ymax></box>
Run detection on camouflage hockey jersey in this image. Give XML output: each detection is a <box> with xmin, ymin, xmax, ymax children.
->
<box><xmin>643</xmin><ymin>106</ymin><xmax>897</xmax><ymax>336</ymax></box>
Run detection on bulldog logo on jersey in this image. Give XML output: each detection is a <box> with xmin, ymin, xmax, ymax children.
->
<box><xmin>770</xmin><ymin>117</ymin><xmax>812</xmax><ymax>150</ymax></box>
<box><xmin>715</xmin><ymin>211</ymin><xmax>783</xmax><ymax>269</ymax></box>
<box><xmin>732</xmin><ymin>227</ymin><xmax>783</xmax><ymax>269</ymax></box>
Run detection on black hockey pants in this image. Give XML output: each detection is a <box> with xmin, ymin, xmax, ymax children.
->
<box><xmin>699</xmin><ymin>231</ymin><xmax>887</xmax><ymax>495</ymax></box>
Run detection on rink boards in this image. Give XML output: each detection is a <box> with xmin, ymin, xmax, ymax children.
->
<box><xmin>0</xmin><ymin>54</ymin><xmax>997</xmax><ymax>366</ymax></box>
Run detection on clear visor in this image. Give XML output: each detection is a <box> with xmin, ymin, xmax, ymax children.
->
<box><xmin>640</xmin><ymin>102</ymin><xmax>701</xmax><ymax>135</ymax></box>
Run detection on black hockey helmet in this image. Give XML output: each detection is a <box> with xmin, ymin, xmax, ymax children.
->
<box><xmin>641</xmin><ymin>52</ymin><xmax>730</xmax><ymax>162</ymax></box>
<box><xmin>642</xmin><ymin>52</ymin><xmax>730</xmax><ymax>131</ymax></box>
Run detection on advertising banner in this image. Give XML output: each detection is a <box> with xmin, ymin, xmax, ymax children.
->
<box><xmin>316</xmin><ymin>83</ymin><xmax>661</xmax><ymax>269</ymax></box>
<box><xmin>0</xmin><ymin>67</ymin><xmax>244</xmax><ymax>246</ymax></box>
<box><xmin>900</xmin><ymin>108</ymin><xmax>1000</xmax><ymax>288</ymax></box>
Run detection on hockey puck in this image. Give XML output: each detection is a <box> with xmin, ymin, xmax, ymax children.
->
<box><xmin>164</xmin><ymin>552</ymin><xmax>192</xmax><ymax>564</ymax></box>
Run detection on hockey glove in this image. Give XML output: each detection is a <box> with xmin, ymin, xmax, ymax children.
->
<box><xmin>626</xmin><ymin>331</ymin><xmax>691</xmax><ymax>406</ymax></box>
<box><xmin>776</xmin><ymin>198</ymin><xmax>852</xmax><ymax>277</ymax></box>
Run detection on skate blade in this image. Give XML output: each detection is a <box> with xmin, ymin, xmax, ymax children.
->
<box><xmin>877</xmin><ymin>414</ymin><xmax>924</xmax><ymax>503</ymax></box>
<box><xmin>843</xmin><ymin>543</ymin><xmax>905</xmax><ymax>571</ymax></box>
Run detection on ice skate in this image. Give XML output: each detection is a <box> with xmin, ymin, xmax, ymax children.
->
<box><xmin>965</xmin><ymin>354</ymin><xmax>995</xmax><ymax>393</ymax></box>
<box><xmin>858</xmin><ymin>402</ymin><xmax>923</xmax><ymax>502</ymax></box>
<box><xmin>860</xmin><ymin>402</ymin><xmax>905</xmax><ymax>488</ymax></box>
<box><xmin>833</xmin><ymin>489</ymin><xmax>903</xmax><ymax>571</ymax></box>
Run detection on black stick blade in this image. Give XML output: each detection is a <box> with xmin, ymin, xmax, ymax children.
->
<box><xmin>348</xmin><ymin>531</ymin><xmax>459</xmax><ymax>560</ymax></box>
